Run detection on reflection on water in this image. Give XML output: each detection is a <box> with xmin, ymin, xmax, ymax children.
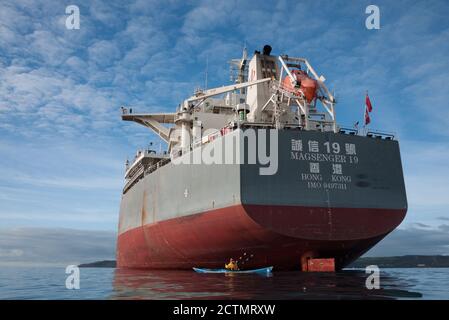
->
<box><xmin>111</xmin><ymin>268</ymin><xmax>423</xmax><ymax>300</ymax></box>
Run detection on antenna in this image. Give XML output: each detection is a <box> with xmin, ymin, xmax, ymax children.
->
<box><xmin>204</xmin><ymin>55</ymin><xmax>209</xmax><ymax>90</ymax></box>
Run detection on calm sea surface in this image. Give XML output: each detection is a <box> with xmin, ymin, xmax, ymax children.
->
<box><xmin>0</xmin><ymin>267</ymin><xmax>448</xmax><ymax>300</ymax></box>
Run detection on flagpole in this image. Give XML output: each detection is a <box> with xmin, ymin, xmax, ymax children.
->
<box><xmin>361</xmin><ymin>91</ymin><xmax>367</xmax><ymax>136</ymax></box>
<box><xmin>363</xmin><ymin>90</ymin><xmax>370</xmax><ymax>136</ymax></box>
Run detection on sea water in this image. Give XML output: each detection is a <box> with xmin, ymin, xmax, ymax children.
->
<box><xmin>0</xmin><ymin>267</ymin><xmax>448</xmax><ymax>300</ymax></box>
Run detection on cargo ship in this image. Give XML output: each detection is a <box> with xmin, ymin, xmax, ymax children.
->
<box><xmin>117</xmin><ymin>45</ymin><xmax>407</xmax><ymax>271</ymax></box>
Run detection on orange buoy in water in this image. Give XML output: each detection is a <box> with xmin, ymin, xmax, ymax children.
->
<box><xmin>282</xmin><ymin>69</ymin><xmax>318</xmax><ymax>103</ymax></box>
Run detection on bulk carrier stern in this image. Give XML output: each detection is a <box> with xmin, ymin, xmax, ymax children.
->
<box><xmin>116</xmin><ymin>46</ymin><xmax>407</xmax><ymax>271</ymax></box>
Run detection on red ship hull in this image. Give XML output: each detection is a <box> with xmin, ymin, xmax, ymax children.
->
<box><xmin>117</xmin><ymin>204</ymin><xmax>405</xmax><ymax>270</ymax></box>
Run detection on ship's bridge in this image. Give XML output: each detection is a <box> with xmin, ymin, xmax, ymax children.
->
<box><xmin>123</xmin><ymin>149</ymin><xmax>170</xmax><ymax>194</ymax></box>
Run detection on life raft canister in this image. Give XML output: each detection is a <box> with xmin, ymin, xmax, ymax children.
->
<box><xmin>282</xmin><ymin>69</ymin><xmax>318</xmax><ymax>103</ymax></box>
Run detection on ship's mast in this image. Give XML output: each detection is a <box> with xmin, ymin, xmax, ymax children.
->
<box><xmin>229</xmin><ymin>46</ymin><xmax>248</xmax><ymax>93</ymax></box>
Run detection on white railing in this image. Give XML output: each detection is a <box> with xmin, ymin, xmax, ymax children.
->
<box><xmin>339</xmin><ymin>125</ymin><xmax>396</xmax><ymax>140</ymax></box>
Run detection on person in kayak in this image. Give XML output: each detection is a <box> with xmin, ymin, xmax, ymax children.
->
<box><xmin>225</xmin><ymin>258</ymin><xmax>239</xmax><ymax>271</ymax></box>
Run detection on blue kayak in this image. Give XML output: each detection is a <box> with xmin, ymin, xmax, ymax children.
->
<box><xmin>193</xmin><ymin>266</ymin><xmax>273</xmax><ymax>274</ymax></box>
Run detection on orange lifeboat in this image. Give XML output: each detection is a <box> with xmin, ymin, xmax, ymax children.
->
<box><xmin>282</xmin><ymin>69</ymin><xmax>318</xmax><ymax>103</ymax></box>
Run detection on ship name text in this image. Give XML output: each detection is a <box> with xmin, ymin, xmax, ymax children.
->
<box><xmin>290</xmin><ymin>139</ymin><xmax>358</xmax><ymax>191</ymax></box>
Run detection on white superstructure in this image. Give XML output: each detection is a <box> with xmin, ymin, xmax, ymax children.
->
<box><xmin>122</xmin><ymin>45</ymin><xmax>338</xmax><ymax>164</ymax></box>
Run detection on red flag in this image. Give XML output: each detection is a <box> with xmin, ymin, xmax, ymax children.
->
<box><xmin>366</xmin><ymin>94</ymin><xmax>373</xmax><ymax>112</ymax></box>
<box><xmin>364</xmin><ymin>107</ymin><xmax>371</xmax><ymax>125</ymax></box>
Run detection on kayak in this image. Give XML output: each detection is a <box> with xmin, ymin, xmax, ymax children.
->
<box><xmin>193</xmin><ymin>266</ymin><xmax>273</xmax><ymax>274</ymax></box>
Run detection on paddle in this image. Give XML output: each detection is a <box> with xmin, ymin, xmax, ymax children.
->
<box><xmin>237</xmin><ymin>252</ymin><xmax>254</xmax><ymax>267</ymax></box>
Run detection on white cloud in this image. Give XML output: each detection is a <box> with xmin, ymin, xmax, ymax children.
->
<box><xmin>0</xmin><ymin>227</ymin><xmax>116</xmax><ymax>266</ymax></box>
<box><xmin>0</xmin><ymin>248</ymin><xmax>24</xmax><ymax>257</ymax></box>
<box><xmin>88</xmin><ymin>40</ymin><xmax>122</xmax><ymax>67</ymax></box>
<box><xmin>89</xmin><ymin>0</ymin><xmax>126</xmax><ymax>27</ymax></box>
<box><xmin>402</xmin><ymin>140</ymin><xmax>449</xmax><ymax>207</ymax></box>
<box><xmin>28</xmin><ymin>30</ymin><xmax>74</xmax><ymax>66</ymax></box>
<box><xmin>365</xmin><ymin>224</ymin><xmax>449</xmax><ymax>256</ymax></box>
<box><xmin>397</xmin><ymin>140</ymin><xmax>449</xmax><ymax>227</ymax></box>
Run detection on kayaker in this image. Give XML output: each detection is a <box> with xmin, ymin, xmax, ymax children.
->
<box><xmin>225</xmin><ymin>258</ymin><xmax>239</xmax><ymax>271</ymax></box>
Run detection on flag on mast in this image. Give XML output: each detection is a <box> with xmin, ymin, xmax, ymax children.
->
<box><xmin>364</xmin><ymin>92</ymin><xmax>373</xmax><ymax>125</ymax></box>
<box><xmin>364</xmin><ymin>108</ymin><xmax>371</xmax><ymax>125</ymax></box>
<box><xmin>366</xmin><ymin>93</ymin><xmax>373</xmax><ymax>112</ymax></box>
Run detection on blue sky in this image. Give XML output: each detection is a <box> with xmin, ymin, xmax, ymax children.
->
<box><xmin>1</xmin><ymin>0</ymin><xmax>449</xmax><ymax>263</ymax></box>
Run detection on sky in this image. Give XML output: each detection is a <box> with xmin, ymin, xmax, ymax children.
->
<box><xmin>0</xmin><ymin>0</ymin><xmax>449</xmax><ymax>265</ymax></box>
